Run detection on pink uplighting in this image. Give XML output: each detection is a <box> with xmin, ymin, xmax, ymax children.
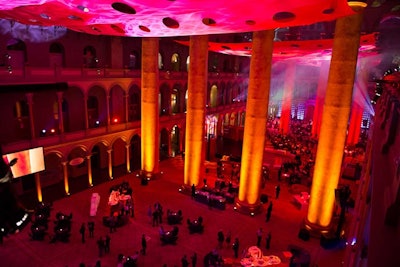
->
<box><xmin>0</xmin><ymin>0</ymin><xmax>356</xmax><ymax>37</ymax></box>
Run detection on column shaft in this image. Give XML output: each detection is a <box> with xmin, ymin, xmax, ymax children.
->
<box><xmin>311</xmin><ymin>61</ymin><xmax>329</xmax><ymax>138</ymax></box>
<box><xmin>126</xmin><ymin>144</ymin><xmax>131</xmax><ymax>173</ymax></box>
<box><xmin>141</xmin><ymin>38</ymin><xmax>160</xmax><ymax>176</ymax></box>
<box><xmin>107</xmin><ymin>149</ymin><xmax>113</xmax><ymax>179</ymax></box>
<box><xmin>184</xmin><ymin>35</ymin><xmax>208</xmax><ymax>186</ymax></box>
<box><xmin>280</xmin><ymin>62</ymin><xmax>295</xmax><ymax>134</ymax></box>
<box><xmin>35</xmin><ymin>173</ymin><xmax>42</xmax><ymax>202</ymax></box>
<box><xmin>307</xmin><ymin>5</ymin><xmax>365</xmax><ymax>228</ymax></box>
<box><xmin>62</xmin><ymin>161</ymin><xmax>70</xmax><ymax>195</ymax></box>
<box><xmin>86</xmin><ymin>156</ymin><xmax>93</xmax><ymax>186</ymax></box>
<box><xmin>346</xmin><ymin>103</ymin><xmax>363</xmax><ymax>145</ymax></box>
<box><xmin>236</xmin><ymin>30</ymin><xmax>274</xmax><ymax>211</ymax></box>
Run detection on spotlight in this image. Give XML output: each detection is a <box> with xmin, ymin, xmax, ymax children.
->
<box><xmin>178</xmin><ymin>188</ymin><xmax>182</xmax><ymax>192</ymax></box>
<box><xmin>250</xmin><ymin>212</ymin><xmax>254</xmax><ymax>216</ymax></box>
<box><xmin>233</xmin><ymin>206</ymin><xmax>237</xmax><ymax>211</ymax></box>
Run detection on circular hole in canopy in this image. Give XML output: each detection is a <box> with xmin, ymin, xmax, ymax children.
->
<box><xmin>322</xmin><ymin>8</ymin><xmax>334</xmax><ymax>14</ymax></box>
<box><xmin>112</xmin><ymin>2</ymin><xmax>136</xmax><ymax>14</ymax></box>
<box><xmin>40</xmin><ymin>13</ymin><xmax>50</xmax><ymax>20</ymax></box>
<box><xmin>163</xmin><ymin>17</ymin><xmax>179</xmax><ymax>29</ymax></box>
<box><xmin>111</xmin><ymin>24</ymin><xmax>125</xmax><ymax>34</ymax></box>
<box><xmin>273</xmin><ymin>12</ymin><xmax>295</xmax><ymax>22</ymax></box>
<box><xmin>68</xmin><ymin>15</ymin><xmax>83</xmax><ymax>21</ymax></box>
<box><xmin>245</xmin><ymin>20</ymin><xmax>256</xmax><ymax>25</ymax></box>
<box><xmin>139</xmin><ymin>25</ymin><xmax>151</xmax><ymax>32</ymax></box>
<box><xmin>202</xmin><ymin>18</ymin><xmax>216</xmax><ymax>26</ymax></box>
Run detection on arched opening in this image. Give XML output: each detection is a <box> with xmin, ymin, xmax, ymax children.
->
<box><xmin>110</xmin><ymin>86</ymin><xmax>125</xmax><ymax>124</ymax></box>
<box><xmin>171</xmin><ymin>89</ymin><xmax>179</xmax><ymax>114</ymax></box>
<box><xmin>160</xmin><ymin>128</ymin><xmax>169</xmax><ymax>160</ymax></box>
<box><xmin>171</xmin><ymin>53</ymin><xmax>180</xmax><ymax>71</ymax></box>
<box><xmin>112</xmin><ymin>138</ymin><xmax>127</xmax><ymax>177</ymax></box>
<box><xmin>171</xmin><ymin>125</ymin><xmax>180</xmax><ymax>157</ymax></box>
<box><xmin>49</xmin><ymin>42</ymin><xmax>65</xmax><ymax>67</ymax></box>
<box><xmin>130</xmin><ymin>135</ymin><xmax>141</xmax><ymax>171</ymax></box>
<box><xmin>128</xmin><ymin>50</ymin><xmax>139</xmax><ymax>69</ymax></box>
<box><xmin>91</xmin><ymin>144</ymin><xmax>108</xmax><ymax>185</ymax></box>
<box><xmin>210</xmin><ymin>85</ymin><xmax>218</xmax><ymax>108</ymax></box>
<box><xmin>13</xmin><ymin>100</ymin><xmax>30</xmax><ymax>139</ymax></box>
<box><xmin>83</xmin><ymin>46</ymin><xmax>97</xmax><ymax>68</ymax></box>
<box><xmin>6</xmin><ymin>38</ymin><xmax>27</xmax><ymax>68</ymax></box>
<box><xmin>40</xmin><ymin>153</ymin><xmax>64</xmax><ymax>203</ymax></box>
<box><xmin>128</xmin><ymin>85</ymin><xmax>141</xmax><ymax>121</ymax></box>
<box><xmin>87</xmin><ymin>96</ymin><xmax>100</xmax><ymax>128</ymax></box>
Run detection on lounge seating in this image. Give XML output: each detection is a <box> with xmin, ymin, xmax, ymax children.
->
<box><xmin>160</xmin><ymin>226</ymin><xmax>179</xmax><ymax>244</ymax></box>
<box><xmin>187</xmin><ymin>217</ymin><xmax>204</xmax><ymax>234</ymax></box>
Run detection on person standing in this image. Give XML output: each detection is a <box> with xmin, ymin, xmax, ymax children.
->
<box><xmin>266</xmin><ymin>201</ymin><xmax>273</xmax><ymax>222</ymax></box>
<box><xmin>88</xmin><ymin>221</ymin><xmax>94</xmax><ymax>238</ymax></box>
<box><xmin>141</xmin><ymin>234</ymin><xmax>147</xmax><ymax>255</ymax></box>
<box><xmin>191</xmin><ymin>252</ymin><xmax>197</xmax><ymax>267</ymax></box>
<box><xmin>104</xmin><ymin>234</ymin><xmax>111</xmax><ymax>254</ymax></box>
<box><xmin>266</xmin><ymin>231</ymin><xmax>272</xmax><ymax>249</ymax></box>
<box><xmin>232</xmin><ymin>237</ymin><xmax>240</xmax><ymax>258</ymax></box>
<box><xmin>217</xmin><ymin>230</ymin><xmax>224</xmax><ymax>248</ymax></box>
<box><xmin>181</xmin><ymin>254</ymin><xmax>189</xmax><ymax>267</ymax></box>
<box><xmin>79</xmin><ymin>223</ymin><xmax>86</xmax><ymax>243</ymax></box>
<box><xmin>275</xmin><ymin>184</ymin><xmax>281</xmax><ymax>199</ymax></box>
<box><xmin>225</xmin><ymin>230</ymin><xmax>231</xmax><ymax>248</ymax></box>
<box><xmin>191</xmin><ymin>184</ymin><xmax>196</xmax><ymax>199</ymax></box>
<box><xmin>97</xmin><ymin>236</ymin><xmax>105</xmax><ymax>257</ymax></box>
<box><xmin>256</xmin><ymin>227</ymin><xmax>263</xmax><ymax>247</ymax></box>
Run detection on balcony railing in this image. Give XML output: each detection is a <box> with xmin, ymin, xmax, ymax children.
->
<box><xmin>0</xmin><ymin>66</ymin><xmax>247</xmax><ymax>85</ymax></box>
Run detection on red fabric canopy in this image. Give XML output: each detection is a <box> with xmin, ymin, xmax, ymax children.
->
<box><xmin>0</xmin><ymin>0</ymin><xmax>357</xmax><ymax>37</ymax></box>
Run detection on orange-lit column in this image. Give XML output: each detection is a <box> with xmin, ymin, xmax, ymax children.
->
<box><xmin>34</xmin><ymin>173</ymin><xmax>42</xmax><ymax>202</ymax></box>
<box><xmin>280</xmin><ymin>61</ymin><xmax>295</xmax><ymax>134</ymax></box>
<box><xmin>236</xmin><ymin>30</ymin><xmax>274</xmax><ymax>213</ymax></box>
<box><xmin>107</xmin><ymin>149</ymin><xmax>113</xmax><ymax>179</ymax></box>
<box><xmin>184</xmin><ymin>35</ymin><xmax>208</xmax><ymax>187</ymax></box>
<box><xmin>346</xmin><ymin>103</ymin><xmax>363</xmax><ymax>145</ymax></box>
<box><xmin>141</xmin><ymin>38</ymin><xmax>160</xmax><ymax>177</ymax></box>
<box><xmin>125</xmin><ymin>144</ymin><xmax>131</xmax><ymax>173</ymax></box>
<box><xmin>306</xmin><ymin>2</ymin><xmax>366</xmax><ymax>230</ymax></box>
<box><xmin>86</xmin><ymin>155</ymin><xmax>93</xmax><ymax>187</ymax></box>
<box><xmin>62</xmin><ymin>161</ymin><xmax>70</xmax><ymax>195</ymax></box>
<box><xmin>311</xmin><ymin>61</ymin><xmax>329</xmax><ymax>138</ymax></box>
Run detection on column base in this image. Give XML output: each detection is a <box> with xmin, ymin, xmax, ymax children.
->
<box><xmin>301</xmin><ymin>217</ymin><xmax>333</xmax><ymax>239</ymax></box>
<box><xmin>234</xmin><ymin>200</ymin><xmax>262</xmax><ymax>216</ymax></box>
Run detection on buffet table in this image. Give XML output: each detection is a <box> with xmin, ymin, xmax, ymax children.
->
<box><xmin>292</xmin><ymin>192</ymin><xmax>309</xmax><ymax>210</ymax></box>
<box><xmin>240</xmin><ymin>246</ymin><xmax>281</xmax><ymax>266</ymax></box>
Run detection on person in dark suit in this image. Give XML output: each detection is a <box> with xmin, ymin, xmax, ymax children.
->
<box><xmin>79</xmin><ymin>223</ymin><xmax>86</xmax><ymax>243</ymax></box>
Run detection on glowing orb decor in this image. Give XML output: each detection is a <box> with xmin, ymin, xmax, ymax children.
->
<box><xmin>0</xmin><ymin>0</ymin><xmax>356</xmax><ymax>37</ymax></box>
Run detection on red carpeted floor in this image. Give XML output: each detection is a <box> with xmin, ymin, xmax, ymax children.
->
<box><xmin>1</xmin><ymin>155</ymin><xmax>354</xmax><ymax>267</ymax></box>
